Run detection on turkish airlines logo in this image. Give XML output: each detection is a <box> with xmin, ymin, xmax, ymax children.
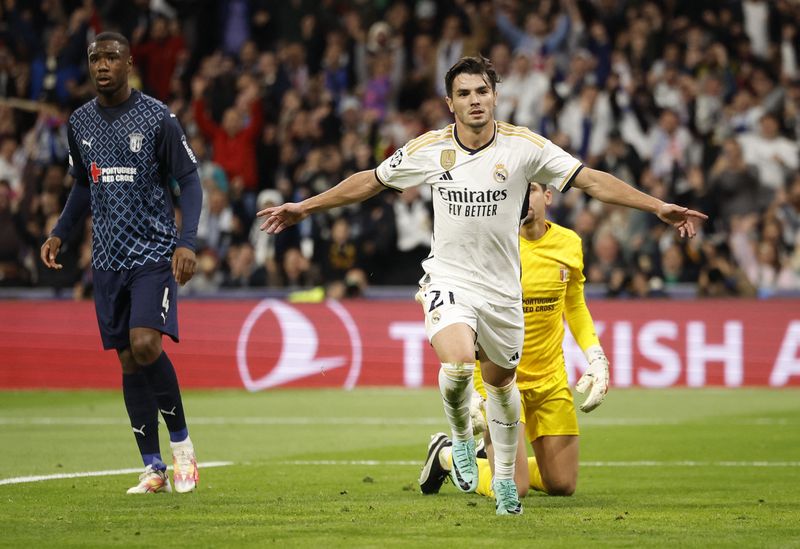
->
<box><xmin>236</xmin><ymin>299</ymin><xmax>362</xmax><ymax>391</ymax></box>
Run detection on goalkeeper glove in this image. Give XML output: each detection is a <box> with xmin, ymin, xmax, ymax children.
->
<box><xmin>469</xmin><ymin>390</ymin><xmax>487</xmax><ymax>436</ymax></box>
<box><xmin>576</xmin><ymin>345</ymin><xmax>609</xmax><ymax>413</ymax></box>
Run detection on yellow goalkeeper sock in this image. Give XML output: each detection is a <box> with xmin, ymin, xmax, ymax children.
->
<box><xmin>474</xmin><ymin>457</ymin><xmax>545</xmax><ymax>496</ymax></box>
<box><xmin>476</xmin><ymin>458</ymin><xmax>494</xmax><ymax>498</ymax></box>
<box><xmin>529</xmin><ymin>456</ymin><xmax>545</xmax><ymax>492</ymax></box>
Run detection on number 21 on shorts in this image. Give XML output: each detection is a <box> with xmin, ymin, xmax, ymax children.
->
<box><xmin>427</xmin><ymin>289</ymin><xmax>455</xmax><ymax>312</ymax></box>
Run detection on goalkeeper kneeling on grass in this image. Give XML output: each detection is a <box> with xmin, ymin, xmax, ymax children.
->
<box><xmin>419</xmin><ymin>182</ymin><xmax>610</xmax><ymax>498</ymax></box>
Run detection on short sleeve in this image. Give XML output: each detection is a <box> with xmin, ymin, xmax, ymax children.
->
<box><xmin>528</xmin><ymin>140</ymin><xmax>582</xmax><ymax>193</ymax></box>
<box><xmin>157</xmin><ymin>110</ymin><xmax>198</xmax><ymax>180</ymax></box>
<box><xmin>374</xmin><ymin>145</ymin><xmax>431</xmax><ymax>191</ymax></box>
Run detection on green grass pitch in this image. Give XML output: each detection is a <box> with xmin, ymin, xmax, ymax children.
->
<box><xmin>1</xmin><ymin>388</ymin><xmax>799</xmax><ymax>547</ymax></box>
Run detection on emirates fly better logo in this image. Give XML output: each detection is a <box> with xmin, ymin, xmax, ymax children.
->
<box><xmin>236</xmin><ymin>300</ymin><xmax>363</xmax><ymax>391</ymax></box>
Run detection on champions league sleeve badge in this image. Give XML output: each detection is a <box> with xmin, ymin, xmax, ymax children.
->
<box><xmin>128</xmin><ymin>131</ymin><xmax>144</xmax><ymax>153</ymax></box>
<box><xmin>388</xmin><ymin>148</ymin><xmax>403</xmax><ymax>168</ymax></box>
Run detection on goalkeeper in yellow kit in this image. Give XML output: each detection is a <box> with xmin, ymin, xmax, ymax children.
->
<box><xmin>418</xmin><ymin>181</ymin><xmax>610</xmax><ymax>498</ymax></box>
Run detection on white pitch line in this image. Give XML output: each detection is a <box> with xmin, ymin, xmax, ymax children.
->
<box><xmin>284</xmin><ymin>460</ymin><xmax>800</xmax><ymax>468</ymax></box>
<box><xmin>0</xmin><ymin>461</ymin><xmax>233</xmax><ymax>487</ymax></box>
<box><xmin>0</xmin><ymin>417</ymin><xmax>792</xmax><ymax>426</ymax></box>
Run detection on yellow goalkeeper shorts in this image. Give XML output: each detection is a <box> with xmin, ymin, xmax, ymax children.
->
<box><xmin>474</xmin><ymin>366</ymin><xmax>579</xmax><ymax>442</ymax></box>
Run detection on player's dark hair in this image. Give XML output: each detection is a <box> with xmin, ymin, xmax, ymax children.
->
<box><xmin>93</xmin><ymin>32</ymin><xmax>130</xmax><ymax>50</ymax></box>
<box><xmin>444</xmin><ymin>56</ymin><xmax>500</xmax><ymax>98</ymax></box>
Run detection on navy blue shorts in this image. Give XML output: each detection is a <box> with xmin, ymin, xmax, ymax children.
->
<box><xmin>93</xmin><ymin>261</ymin><xmax>179</xmax><ymax>350</ymax></box>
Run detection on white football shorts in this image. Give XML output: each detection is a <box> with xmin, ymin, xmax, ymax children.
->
<box><xmin>416</xmin><ymin>282</ymin><xmax>523</xmax><ymax>369</ymax></box>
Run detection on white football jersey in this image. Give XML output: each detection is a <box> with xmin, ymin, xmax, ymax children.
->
<box><xmin>376</xmin><ymin>121</ymin><xmax>582</xmax><ymax>304</ymax></box>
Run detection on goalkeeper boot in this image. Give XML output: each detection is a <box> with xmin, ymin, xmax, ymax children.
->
<box><xmin>418</xmin><ymin>432</ymin><xmax>451</xmax><ymax>494</ymax></box>
<box><xmin>171</xmin><ymin>439</ymin><xmax>199</xmax><ymax>493</ymax></box>
<box><xmin>449</xmin><ymin>438</ymin><xmax>478</xmax><ymax>493</ymax></box>
<box><xmin>493</xmin><ymin>478</ymin><xmax>523</xmax><ymax>515</ymax></box>
<box><xmin>126</xmin><ymin>464</ymin><xmax>172</xmax><ymax>494</ymax></box>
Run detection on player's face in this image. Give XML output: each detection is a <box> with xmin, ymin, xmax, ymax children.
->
<box><xmin>88</xmin><ymin>40</ymin><xmax>131</xmax><ymax>97</ymax></box>
<box><xmin>446</xmin><ymin>73</ymin><xmax>496</xmax><ymax>130</ymax></box>
<box><xmin>522</xmin><ymin>184</ymin><xmax>552</xmax><ymax>226</ymax></box>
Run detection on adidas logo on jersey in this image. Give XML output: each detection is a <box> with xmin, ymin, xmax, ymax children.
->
<box><xmin>509</xmin><ymin>352</ymin><xmax>519</xmax><ymax>362</ymax></box>
<box><xmin>439</xmin><ymin>171</ymin><xmax>453</xmax><ymax>181</ymax></box>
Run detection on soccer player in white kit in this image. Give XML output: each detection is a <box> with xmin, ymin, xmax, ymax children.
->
<box><xmin>258</xmin><ymin>57</ymin><xmax>706</xmax><ymax>516</ymax></box>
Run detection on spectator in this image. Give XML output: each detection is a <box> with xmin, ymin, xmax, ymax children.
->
<box><xmin>697</xmin><ymin>239</ymin><xmax>756</xmax><ymax>297</ymax></box>
<box><xmin>496</xmin><ymin>50</ymin><xmax>551</xmax><ymax>130</ymax></box>
<box><xmin>586</xmin><ymin>230</ymin><xmax>624</xmax><ymax>284</ymax></box>
<box><xmin>131</xmin><ymin>15</ymin><xmax>187</xmax><ymax>101</ymax></box>
<box><xmin>180</xmin><ymin>248</ymin><xmax>223</xmax><ymax>295</ymax></box>
<box><xmin>0</xmin><ymin>138</ymin><xmax>23</xmax><ymax>197</ymax></box>
<box><xmin>197</xmin><ymin>186</ymin><xmax>234</xmax><ymax>256</ymax></box>
<box><xmin>558</xmin><ymin>83</ymin><xmax>612</xmax><ymax>164</ymax></box>
<box><xmin>777</xmin><ymin>175</ymin><xmax>800</xmax><ymax>251</ymax></box>
<box><xmin>192</xmin><ymin>75</ymin><xmax>263</xmax><ymax>216</ymax></box>
<box><xmin>495</xmin><ymin>2</ymin><xmax>571</xmax><ymax>69</ymax></box>
<box><xmin>738</xmin><ymin>113</ymin><xmax>799</xmax><ymax>199</ymax></box>
<box><xmin>250</xmin><ymin>189</ymin><xmax>300</xmax><ymax>285</ymax></box>
<box><xmin>649</xmin><ymin>109</ymin><xmax>693</xmax><ymax>182</ymax></box>
<box><xmin>707</xmin><ymin>138</ymin><xmax>765</xmax><ymax>231</ymax></box>
<box><xmin>29</xmin><ymin>22</ymin><xmax>86</xmax><ymax>106</ymax></box>
<box><xmin>317</xmin><ymin>216</ymin><xmax>360</xmax><ymax>284</ymax></box>
<box><xmin>222</xmin><ymin>242</ymin><xmax>267</xmax><ymax>287</ymax></box>
<box><xmin>0</xmin><ymin>180</ymin><xmax>27</xmax><ymax>285</ymax></box>
<box><xmin>390</xmin><ymin>186</ymin><xmax>432</xmax><ymax>285</ymax></box>
<box><xmin>2</xmin><ymin>0</ymin><xmax>799</xmax><ymax>297</ymax></box>
<box><xmin>281</xmin><ymin>247</ymin><xmax>317</xmax><ymax>288</ymax></box>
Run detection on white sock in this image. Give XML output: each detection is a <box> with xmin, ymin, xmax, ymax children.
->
<box><xmin>484</xmin><ymin>377</ymin><xmax>520</xmax><ymax>481</ymax></box>
<box><xmin>438</xmin><ymin>363</ymin><xmax>475</xmax><ymax>441</ymax></box>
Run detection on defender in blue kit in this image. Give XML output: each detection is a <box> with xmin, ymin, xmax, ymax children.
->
<box><xmin>41</xmin><ymin>32</ymin><xmax>203</xmax><ymax>494</ymax></box>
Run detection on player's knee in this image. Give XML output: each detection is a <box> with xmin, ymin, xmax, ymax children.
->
<box><xmin>117</xmin><ymin>350</ymin><xmax>141</xmax><ymax>374</ymax></box>
<box><xmin>545</xmin><ymin>478</ymin><xmax>576</xmax><ymax>496</ymax></box>
<box><xmin>129</xmin><ymin>332</ymin><xmax>162</xmax><ymax>365</ymax></box>
<box><xmin>516</xmin><ymin>482</ymin><xmax>529</xmax><ymax>498</ymax></box>
<box><xmin>481</xmin><ymin>363</ymin><xmax>516</xmax><ymax>388</ymax></box>
<box><xmin>440</xmin><ymin>362</ymin><xmax>475</xmax><ymax>378</ymax></box>
<box><xmin>440</xmin><ymin>362</ymin><xmax>475</xmax><ymax>383</ymax></box>
<box><xmin>439</xmin><ymin>362</ymin><xmax>475</xmax><ymax>401</ymax></box>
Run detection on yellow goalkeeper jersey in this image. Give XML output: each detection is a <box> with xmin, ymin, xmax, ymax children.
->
<box><xmin>517</xmin><ymin>221</ymin><xmax>599</xmax><ymax>389</ymax></box>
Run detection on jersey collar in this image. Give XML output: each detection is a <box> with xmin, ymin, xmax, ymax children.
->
<box><xmin>453</xmin><ymin>121</ymin><xmax>497</xmax><ymax>155</ymax></box>
<box><xmin>93</xmin><ymin>89</ymin><xmax>139</xmax><ymax>124</ymax></box>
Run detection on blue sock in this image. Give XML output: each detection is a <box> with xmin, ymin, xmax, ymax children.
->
<box><xmin>169</xmin><ymin>428</ymin><xmax>189</xmax><ymax>443</ymax></box>
<box><xmin>143</xmin><ymin>454</ymin><xmax>167</xmax><ymax>471</ymax></box>
<box><xmin>141</xmin><ymin>352</ymin><xmax>189</xmax><ymax>441</ymax></box>
<box><xmin>122</xmin><ymin>371</ymin><xmax>161</xmax><ymax>465</ymax></box>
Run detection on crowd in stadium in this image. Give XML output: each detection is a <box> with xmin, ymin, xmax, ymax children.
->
<box><xmin>1</xmin><ymin>0</ymin><xmax>799</xmax><ymax>299</ymax></box>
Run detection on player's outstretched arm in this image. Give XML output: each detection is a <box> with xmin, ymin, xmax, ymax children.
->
<box><xmin>572</xmin><ymin>168</ymin><xmax>707</xmax><ymax>238</ymax></box>
<box><xmin>258</xmin><ymin>170</ymin><xmax>384</xmax><ymax>234</ymax></box>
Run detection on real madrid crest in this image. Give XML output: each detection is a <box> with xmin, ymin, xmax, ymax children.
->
<box><xmin>493</xmin><ymin>163</ymin><xmax>508</xmax><ymax>183</ymax></box>
<box><xmin>129</xmin><ymin>131</ymin><xmax>144</xmax><ymax>153</ymax></box>
<box><xmin>440</xmin><ymin>149</ymin><xmax>456</xmax><ymax>171</ymax></box>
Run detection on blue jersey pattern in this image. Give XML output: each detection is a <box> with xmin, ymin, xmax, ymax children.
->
<box><xmin>69</xmin><ymin>91</ymin><xmax>177</xmax><ymax>271</ymax></box>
